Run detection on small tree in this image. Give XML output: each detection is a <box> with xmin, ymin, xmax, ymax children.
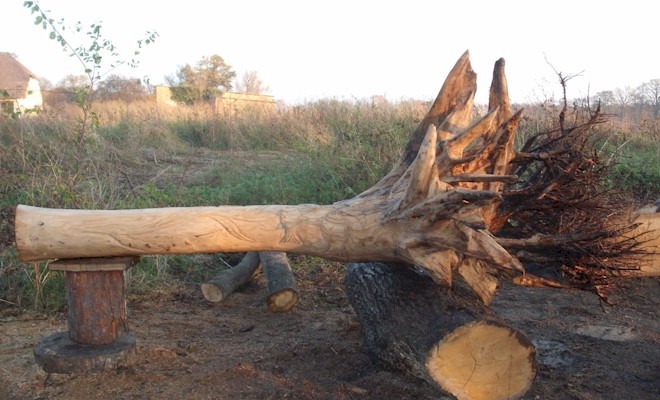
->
<box><xmin>166</xmin><ymin>54</ymin><xmax>236</xmax><ymax>104</ymax></box>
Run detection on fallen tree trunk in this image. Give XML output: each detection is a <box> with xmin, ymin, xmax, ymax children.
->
<box><xmin>260</xmin><ymin>251</ymin><xmax>299</xmax><ymax>312</ymax></box>
<box><xmin>345</xmin><ymin>262</ymin><xmax>536</xmax><ymax>400</ymax></box>
<box><xmin>14</xmin><ymin>52</ymin><xmax>525</xmax><ymax>303</ymax></box>
<box><xmin>13</xmin><ymin>52</ymin><xmax>648</xmax><ymax>303</ymax></box>
<box><xmin>201</xmin><ymin>252</ymin><xmax>261</xmax><ymax>303</ymax></box>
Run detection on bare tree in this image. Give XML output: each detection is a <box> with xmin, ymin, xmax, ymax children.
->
<box><xmin>234</xmin><ymin>70</ymin><xmax>269</xmax><ymax>95</ymax></box>
<box><xmin>637</xmin><ymin>79</ymin><xmax>660</xmax><ymax>119</ymax></box>
<box><xmin>613</xmin><ymin>86</ymin><xmax>633</xmax><ymax>124</ymax></box>
<box><xmin>95</xmin><ymin>75</ymin><xmax>148</xmax><ymax>102</ymax></box>
<box><xmin>594</xmin><ymin>90</ymin><xmax>614</xmax><ymax>107</ymax></box>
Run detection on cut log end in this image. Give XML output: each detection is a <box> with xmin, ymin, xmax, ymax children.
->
<box><xmin>267</xmin><ymin>288</ymin><xmax>299</xmax><ymax>312</ymax></box>
<box><xmin>201</xmin><ymin>252</ymin><xmax>261</xmax><ymax>303</ymax></box>
<box><xmin>426</xmin><ymin>321</ymin><xmax>536</xmax><ymax>400</ymax></box>
<box><xmin>200</xmin><ymin>282</ymin><xmax>225</xmax><ymax>303</ymax></box>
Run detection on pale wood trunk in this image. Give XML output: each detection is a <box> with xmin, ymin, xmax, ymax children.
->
<box><xmin>14</xmin><ymin>52</ymin><xmax>527</xmax><ymax>303</ymax></box>
<box><xmin>346</xmin><ymin>262</ymin><xmax>536</xmax><ymax>400</ymax></box>
<box><xmin>15</xmin><ymin>203</ymin><xmax>400</xmax><ymax>262</ymax></box>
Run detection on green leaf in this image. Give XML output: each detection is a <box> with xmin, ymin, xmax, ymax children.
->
<box><xmin>49</xmin><ymin>31</ymin><xmax>56</xmax><ymax>40</ymax></box>
<box><xmin>34</xmin><ymin>16</ymin><xmax>43</xmax><ymax>25</ymax></box>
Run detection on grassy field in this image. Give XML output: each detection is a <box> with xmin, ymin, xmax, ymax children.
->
<box><xmin>1</xmin><ymin>98</ymin><xmax>658</xmax><ymax>313</ymax></box>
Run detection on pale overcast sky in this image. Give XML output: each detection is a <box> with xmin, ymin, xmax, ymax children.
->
<box><xmin>2</xmin><ymin>0</ymin><xmax>657</xmax><ymax>104</ymax></box>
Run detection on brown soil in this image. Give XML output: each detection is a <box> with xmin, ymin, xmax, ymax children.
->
<box><xmin>1</xmin><ymin>261</ymin><xmax>658</xmax><ymax>400</ymax></box>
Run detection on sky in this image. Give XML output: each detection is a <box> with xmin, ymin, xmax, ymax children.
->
<box><xmin>1</xmin><ymin>0</ymin><xmax>658</xmax><ymax>105</ymax></box>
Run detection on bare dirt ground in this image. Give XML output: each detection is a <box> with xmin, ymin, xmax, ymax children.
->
<box><xmin>1</xmin><ymin>260</ymin><xmax>658</xmax><ymax>400</ymax></box>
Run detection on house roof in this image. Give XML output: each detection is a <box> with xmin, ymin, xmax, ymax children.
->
<box><xmin>0</xmin><ymin>52</ymin><xmax>38</xmax><ymax>99</ymax></box>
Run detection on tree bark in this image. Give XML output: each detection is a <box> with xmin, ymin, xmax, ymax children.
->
<box><xmin>65</xmin><ymin>270</ymin><xmax>128</xmax><ymax>345</ymax></box>
<box><xmin>260</xmin><ymin>251</ymin><xmax>298</xmax><ymax>312</ymax></box>
<box><xmin>201</xmin><ymin>252</ymin><xmax>261</xmax><ymax>303</ymax></box>
<box><xmin>346</xmin><ymin>262</ymin><xmax>536</xmax><ymax>400</ymax></box>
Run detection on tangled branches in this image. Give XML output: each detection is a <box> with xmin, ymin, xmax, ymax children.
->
<box><xmin>493</xmin><ymin>94</ymin><xmax>651</xmax><ymax>292</ymax></box>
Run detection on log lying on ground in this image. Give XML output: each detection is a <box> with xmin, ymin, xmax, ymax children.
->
<box><xmin>260</xmin><ymin>251</ymin><xmax>299</xmax><ymax>312</ymax></box>
<box><xmin>346</xmin><ymin>262</ymin><xmax>536</xmax><ymax>400</ymax></box>
<box><xmin>201</xmin><ymin>252</ymin><xmax>261</xmax><ymax>302</ymax></box>
<box><xmin>14</xmin><ymin>52</ymin><xmax>525</xmax><ymax>303</ymax></box>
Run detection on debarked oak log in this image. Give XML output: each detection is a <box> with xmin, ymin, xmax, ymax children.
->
<box><xmin>15</xmin><ymin>51</ymin><xmax>525</xmax><ymax>304</ymax></box>
<box><xmin>346</xmin><ymin>262</ymin><xmax>536</xmax><ymax>400</ymax></box>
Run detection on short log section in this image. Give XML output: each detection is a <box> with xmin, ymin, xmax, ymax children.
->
<box><xmin>201</xmin><ymin>252</ymin><xmax>261</xmax><ymax>302</ymax></box>
<box><xmin>260</xmin><ymin>251</ymin><xmax>299</xmax><ymax>312</ymax></box>
<box><xmin>346</xmin><ymin>262</ymin><xmax>536</xmax><ymax>400</ymax></box>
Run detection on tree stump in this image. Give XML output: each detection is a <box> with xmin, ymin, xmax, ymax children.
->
<box><xmin>346</xmin><ymin>262</ymin><xmax>536</xmax><ymax>400</ymax></box>
<box><xmin>33</xmin><ymin>257</ymin><xmax>138</xmax><ymax>374</ymax></box>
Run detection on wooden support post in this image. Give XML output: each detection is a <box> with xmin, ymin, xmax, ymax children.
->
<box><xmin>33</xmin><ymin>257</ymin><xmax>139</xmax><ymax>374</ymax></box>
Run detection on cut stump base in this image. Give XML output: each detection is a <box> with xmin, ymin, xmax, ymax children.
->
<box><xmin>33</xmin><ymin>331</ymin><xmax>137</xmax><ymax>374</ymax></box>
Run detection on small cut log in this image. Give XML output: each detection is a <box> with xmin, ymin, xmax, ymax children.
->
<box><xmin>346</xmin><ymin>262</ymin><xmax>536</xmax><ymax>400</ymax></box>
<box><xmin>260</xmin><ymin>251</ymin><xmax>299</xmax><ymax>312</ymax></box>
<box><xmin>201</xmin><ymin>252</ymin><xmax>261</xmax><ymax>302</ymax></box>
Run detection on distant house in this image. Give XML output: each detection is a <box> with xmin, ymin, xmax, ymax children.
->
<box><xmin>0</xmin><ymin>52</ymin><xmax>43</xmax><ymax>114</ymax></box>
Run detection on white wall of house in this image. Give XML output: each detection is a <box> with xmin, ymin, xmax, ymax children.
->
<box><xmin>15</xmin><ymin>77</ymin><xmax>43</xmax><ymax>112</ymax></box>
